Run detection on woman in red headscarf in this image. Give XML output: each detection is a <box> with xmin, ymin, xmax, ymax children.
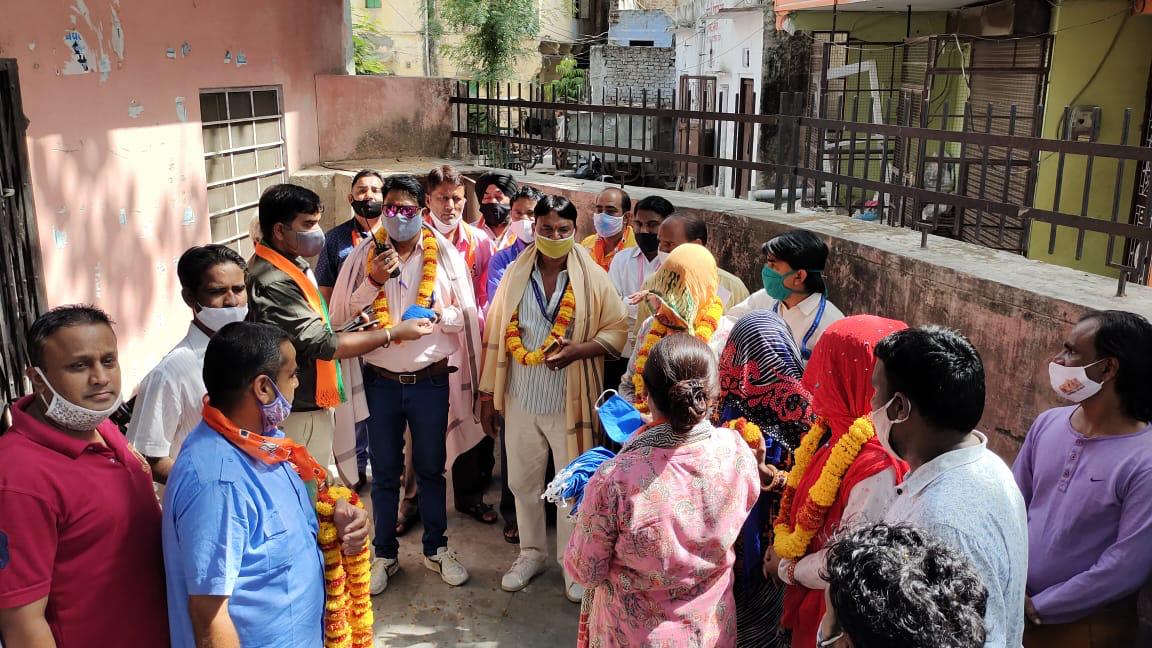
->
<box><xmin>763</xmin><ymin>315</ymin><xmax>909</xmax><ymax>648</ymax></box>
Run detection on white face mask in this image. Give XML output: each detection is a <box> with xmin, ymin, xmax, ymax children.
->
<box><xmin>870</xmin><ymin>394</ymin><xmax>907</xmax><ymax>456</ymax></box>
<box><xmin>513</xmin><ymin>219</ymin><xmax>535</xmax><ymax>243</ymax></box>
<box><xmin>1049</xmin><ymin>360</ymin><xmax>1106</xmax><ymax>403</ymax></box>
<box><xmin>593</xmin><ymin>212</ymin><xmax>624</xmax><ymax>237</ymax></box>
<box><xmin>33</xmin><ymin>367</ymin><xmax>122</xmax><ymax>432</ymax></box>
<box><xmin>431</xmin><ymin>211</ymin><xmax>462</xmax><ymax>236</ymax></box>
<box><xmin>196</xmin><ymin>304</ymin><xmax>249</xmax><ymax>333</ymax></box>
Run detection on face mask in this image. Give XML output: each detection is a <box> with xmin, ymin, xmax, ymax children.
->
<box><xmin>593</xmin><ymin>212</ymin><xmax>624</xmax><ymax>238</ymax></box>
<box><xmin>762</xmin><ymin>267</ymin><xmax>798</xmax><ymax>302</ymax></box>
<box><xmin>596</xmin><ymin>390</ymin><xmax>645</xmax><ymax>444</ymax></box>
<box><xmin>259</xmin><ymin>376</ymin><xmax>293</xmax><ymax>434</ymax></box>
<box><xmin>512</xmin><ymin>219</ymin><xmax>535</xmax><ymax>243</ymax></box>
<box><xmin>635</xmin><ymin>232</ymin><xmax>660</xmax><ymax>255</ymax></box>
<box><xmin>536</xmin><ymin>234</ymin><xmax>575</xmax><ymax>259</ymax></box>
<box><xmin>1049</xmin><ymin>360</ymin><xmax>1106</xmax><ymax>403</ymax></box>
<box><xmin>431</xmin><ymin>211</ymin><xmax>462</xmax><ymax>236</ymax></box>
<box><xmin>351</xmin><ymin>198</ymin><xmax>383</xmax><ymax>220</ymax></box>
<box><xmin>33</xmin><ymin>367</ymin><xmax>122</xmax><ymax>432</ymax></box>
<box><xmin>196</xmin><ymin>303</ymin><xmax>248</xmax><ymax>333</ymax></box>
<box><xmin>870</xmin><ymin>394</ymin><xmax>907</xmax><ymax>456</ymax></box>
<box><xmin>383</xmin><ymin>212</ymin><xmax>424</xmax><ymax>242</ymax></box>
<box><xmin>480</xmin><ymin>203</ymin><xmax>511</xmax><ymax>228</ymax></box>
<box><xmin>288</xmin><ymin>226</ymin><xmax>326</xmax><ymax>258</ymax></box>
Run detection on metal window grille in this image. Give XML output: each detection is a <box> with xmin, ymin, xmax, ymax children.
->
<box><xmin>199</xmin><ymin>87</ymin><xmax>286</xmax><ymax>257</ymax></box>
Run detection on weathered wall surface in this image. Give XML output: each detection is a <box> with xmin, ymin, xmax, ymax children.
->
<box><xmin>508</xmin><ymin>172</ymin><xmax>1152</xmax><ymax>461</ymax></box>
<box><xmin>0</xmin><ymin>0</ymin><xmax>344</xmax><ymax>389</ymax></box>
<box><xmin>315</xmin><ymin>75</ymin><xmax>455</xmax><ymax>162</ymax></box>
<box><xmin>589</xmin><ymin>45</ymin><xmax>676</xmax><ymax>104</ymax></box>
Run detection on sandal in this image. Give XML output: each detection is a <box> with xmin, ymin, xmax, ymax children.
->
<box><xmin>457</xmin><ymin>502</ymin><xmax>499</xmax><ymax>524</ymax></box>
<box><xmin>503</xmin><ymin>522</ymin><xmax>520</xmax><ymax>544</ymax></box>
<box><xmin>396</xmin><ymin>509</ymin><xmax>420</xmax><ymax>537</ymax></box>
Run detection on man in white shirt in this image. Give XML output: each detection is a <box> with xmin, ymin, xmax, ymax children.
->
<box><xmin>872</xmin><ymin>326</ymin><xmax>1028</xmax><ymax>648</ymax></box>
<box><xmin>127</xmin><ymin>244</ymin><xmax>249</xmax><ymax>483</ymax></box>
<box><xmin>606</xmin><ymin>195</ymin><xmax>671</xmax><ymax>388</ymax></box>
<box><xmin>726</xmin><ymin>229</ymin><xmax>844</xmax><ymax>360</ymax></box>
<box><xmin>334</xmin><ymin>174</ymin><xmax>483</xmax><ymax>594</ymax></box>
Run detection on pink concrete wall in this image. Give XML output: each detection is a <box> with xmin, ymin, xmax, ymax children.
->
<box><xmin>0</xmin><ymin>0</ymin><xmax>344</xmax><ymax>388</ymax></box>
<box><xmin>315</xmin><ymin>75</ymin><xmax>455</xmax><ymax>161</ymax></box>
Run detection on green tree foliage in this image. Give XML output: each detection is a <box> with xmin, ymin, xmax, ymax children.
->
<box><xmin>353</xmin><ymin>13</ymin><xmax>391</xmax><ymax>75</ymax></box>
<box><xmin>549</xmin><ymin>56</ymin><xmax>584</xmax><ymax>102</ymax></box>
<box><xmin>439</xmin><ymin>0</ymin><xmax>541</xmax><ymax>83</ymax></box>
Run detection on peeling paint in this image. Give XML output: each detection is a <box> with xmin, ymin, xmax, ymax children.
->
<box><xmin>181</xmin><ymin>41</ymin><xmax>191</xmax><ymax>58</ymax></box>
<box><xmin>183</xmin><ymin>206</ymin><xmax>196</xmax><ymax>226</ymax></box>
<box><xmin>62</xmin><ymin>29</ymin><xmax>90</xmax><ymax>75</ymax></box>
<box><xmin>98</xmin><ymin>53</ymin><xmax>110</xmax><ymax>82</ymax></box>
<box><xmin>128</xmin><ymin>100</ymin><xmax>143</xmax><ymax>118</ymax></box>
<box><xmin>28</xmin><ymin>41</ymin><xmax>36</xmax><ymax>51</ymax></box>
<box><xmin>166</xmin><ymin>47</ymin><xmax>176</xmax><ymax>59</ymax></box>
<box><xmin>94</xmin><ymin>263</ymin><xmax>103</xmax><ymax>299</ymax></box>
<box><xmin>118</xmin><ymin>208</ymin><xmax>127</xmax><ymax>225</ymax></box>
<box><xmin>224</xmin><ymin>50</ymin><xmax>231</xmax><ymax>63</ymax></box>
<box><xmin>53</xmin><ymin>227</ymin><xmax>68</xmax><ymax>248</ymax></box>
<box><xmin>236</xmin><ymin>51</ymin><xmax>247</xmax><ymax>66</ymax></box>
<box><xmin>110</xmin><ymin>5</ymin><xmax>124</xmax><ymax>60</ymax></box>
<box><xmin>175</xmin><ymin>96</ymin><xmax>187</xmax><ymax>122</ymax></box>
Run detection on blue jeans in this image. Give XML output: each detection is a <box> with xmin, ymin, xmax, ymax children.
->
<box><xmin>364</xmin><ymin>369</ymin><xmax>450</xmax><ymax>559</ymax></box>
<box><xmin>355</xmin><ymin>419</ymin><xmax>369</xmax><ymax>473</ymax></box>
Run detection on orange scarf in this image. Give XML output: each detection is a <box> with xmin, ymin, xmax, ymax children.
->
<box><xmin>202</xmin><ymin>401</ymin><xmax>327</xmax><ymax>485</ymax></box>
<box><xmin>254</xmin><ymin>243</ymin><xmax>345</xmax><ymax>408</ymax></box>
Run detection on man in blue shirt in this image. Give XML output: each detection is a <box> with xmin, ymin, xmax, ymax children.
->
<box><xmin>162</xmin><ymin>322</ymin><xmax>368</xmax><ymax>648</ymax></box>
<box><xmin>315</xmin><ymin>169</ymin><xmax>385</xmax><ymax>491</ymax></box>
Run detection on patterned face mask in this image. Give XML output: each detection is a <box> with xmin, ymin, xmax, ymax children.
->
<box><xmin>33</xmin><ymin>367</ymin><xmax>122</xmax><ymax>432</ymax></box>
<box><xmin>258</xmin><ymin>376</ymin><xmax>294</xmax><ymax>433</ymax></box>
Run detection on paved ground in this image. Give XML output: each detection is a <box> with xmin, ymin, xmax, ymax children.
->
<box><xmin>363</xmin><ymin>475</ymin><xmax>579</xmax><ymax>647</ymax></box>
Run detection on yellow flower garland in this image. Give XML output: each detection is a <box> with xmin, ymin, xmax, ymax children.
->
<box><xmin>366</xmin><ymin>227</ymin><xmax>438</xmax><ymax>327</ymax></box>
<box><xmin>722</xmin><ymin>417</ymin><xmax>763</xmax><ymax>448</ymax></box>
<box><xmin>317</xmin><ymin>486</ymin><xmax>374</xmax><ymax>648</ymax></box>
<box><xmin>504</xmin><ymin>282</ymin><xmax>577</xmax><ymax>366</ymax></box>
<box><xmin>631</xmin><ymin>296</ymin><xmax>725</xmax><ymax>413</ymax></box>
<box><xmin>772</xmin><ymin>416</ymin><xmax>876</xmax><ymax>559</ymax></box>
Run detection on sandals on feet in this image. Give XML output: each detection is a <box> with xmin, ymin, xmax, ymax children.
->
<box><xmin>503</xmin><ymin>522</ymin><xmax>520</xmax><ymax>544</ymax></box>
<box><xmin>396</xmin><ymin>510</ymin><xmax>420</xmax><ymax>537</ymax></box>
<box><xmin>458</xmin><ymin>502</ymin><xmax>499</xmax><ymax>524</ymax></box>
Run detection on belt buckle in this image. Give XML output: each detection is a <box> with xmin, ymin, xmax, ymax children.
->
<box><xmin>399</xmin><ymin>373</ymin><xmax>417</xmax><ymax>385</ymax></box>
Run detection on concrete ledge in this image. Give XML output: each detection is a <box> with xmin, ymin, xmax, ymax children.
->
<box><xmin>296</xmin><ymin>161</ymin><xmax>1152</xmax><ymax>460</ymax></box>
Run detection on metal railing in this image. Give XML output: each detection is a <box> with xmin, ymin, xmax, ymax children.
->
<box><xmin>449</xmin><ymin>82</ymin><xmax>1152</xmax><ymax>296</ymax></box>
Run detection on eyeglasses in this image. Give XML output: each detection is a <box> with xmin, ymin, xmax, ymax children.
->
<box><xmin>384</xmin><ymin>205</ymin><xmax>421</xmax><ymax>218</ymax></box>
<box><xmin>816</xmin><ymin>629</ymin><xmax>844</xmax><ymax>648</ymax></box>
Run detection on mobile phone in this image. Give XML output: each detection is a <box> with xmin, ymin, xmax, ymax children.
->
<box><xmin>541</xmin><ymin>337</ymin><xmax>560</xmax><ymax>355</ymax></box>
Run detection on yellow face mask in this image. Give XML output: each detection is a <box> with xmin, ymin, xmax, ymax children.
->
<box><xmin>536</xmin><ymin>234</ymin><xmax>575</xmax><ymax>259</ymax></box>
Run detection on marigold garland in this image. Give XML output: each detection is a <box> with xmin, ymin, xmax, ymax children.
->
<box><xmin>722</xmin><ymin>417</ymin><xmax>763</xmax><ymax>448</ymax></box>
<box><xmin>504</xmin><ymin>282</ymin><xmax>577</xmax><ymax>365</ymax></box>
<box><xmin>772</xmin><ymin>416</ymin><xmax>875</xmax><ymax>560</ymax></box>
<box><xmin>317</xmin><ymin>485</ymin><xmax>374</xmax><ymax>648</ymax></box>
<box><xmin>632</xmin><ymin>296</ymin><xmax>724</xmax><ymax>413</ymax></box>
<box><xmin>366</xmin><ymin>227</ymin><xmax>438</xmax><ymax>327</ymax></box>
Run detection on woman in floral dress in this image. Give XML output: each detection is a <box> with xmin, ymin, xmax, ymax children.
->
<box><xmin>565</xmin><ymin>334</ymin><xmax>759</xmax><ymax>647</ymax></box>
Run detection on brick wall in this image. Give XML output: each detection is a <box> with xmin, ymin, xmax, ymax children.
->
<box><xmin>588</xmin><ymin>45</ymin><xmax>677</xmax><ymax>104</ymax></box>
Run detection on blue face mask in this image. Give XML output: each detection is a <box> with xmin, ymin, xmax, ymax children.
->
<box><xmin>259</xmin><ymin>377</ymin><xmax>293</xmax><ymax>434</ymax></box>
<box><xmin>762</xmin><ymin>266</ymin><xmax>798</xmax><ymax>302</ymax></box>
<box><xmin>383</xmin><ymin>212</ymin><xmax>425</xmax><ymax>242</ymax></box>
<box><xmin>596</xmin><ymin>390</ymin><xmax>645</xmax><ymax>444</ymax></box>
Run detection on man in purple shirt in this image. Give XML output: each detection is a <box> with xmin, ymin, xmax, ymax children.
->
<box><xmin>1013</xmin><ymin>310</ymin><xmax>1152</xmax><ymax>647</ymax></box>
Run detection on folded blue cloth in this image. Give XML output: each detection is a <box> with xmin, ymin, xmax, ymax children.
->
<box><xmin>401</xmin><ymin>305</ymin><xmax>438</xmax><ymax>321</ymax></box>
<box><xmin>542</xmin><ymin>446</ymin><xmax>617</xmax><ymax>516</ymax></box>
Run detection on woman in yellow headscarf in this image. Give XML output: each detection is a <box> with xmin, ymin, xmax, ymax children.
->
<box><xmin>618</xmin><ymin>243</ymin><xmax>731</xmax><ymax>413</ymax></box>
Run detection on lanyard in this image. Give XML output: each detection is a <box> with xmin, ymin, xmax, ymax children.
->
<box><xmin>531</xmin><ymin>273</ymin><xmax>568</xmax><ymax>323</ymax></box>
<box><xmin>775</xmin><ymin>293</ymin><xmax>827</xmax><ymax>360</ymax></box>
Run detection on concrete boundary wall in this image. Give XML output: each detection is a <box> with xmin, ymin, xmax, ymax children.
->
<box><xmin>294</xmin><ymin>161</ymin><xmax>1152</xmax><ymax>461</ymax></box>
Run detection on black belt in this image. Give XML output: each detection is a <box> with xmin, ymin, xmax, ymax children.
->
<box><xmin>366</xmin><ymin>358</ymin><xmax>457</xmax><ymax>384</ymax></box>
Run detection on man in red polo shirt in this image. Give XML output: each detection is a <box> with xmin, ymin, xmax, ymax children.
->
<box><xmin>0</xmin><ymin>305</ymin><xmax>169</xmax><ymax>647</ymax></box>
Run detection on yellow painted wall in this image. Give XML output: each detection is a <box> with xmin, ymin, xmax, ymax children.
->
<box><xmin>359</xmin><ymin>0</ymin><xmax>578</xmax><ymax>80</ymax></box>
<box><xmin>1029</xmin><ymin>0</ymin><xmax>1152</xmax><ymax>277</ymax></box>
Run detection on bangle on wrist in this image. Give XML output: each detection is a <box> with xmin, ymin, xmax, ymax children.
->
<box><xmin>383</xmin><ymin>328</ymin><xmax>392</xmax><ymax>348</ymax></box>
<box><xmin>784</xmin><ymin>559</ymin><xmax>798</xmax><ymax>585</ymax></box>
<box><xmin>368</xmin><ymin>273</ymin><xmax>384</xmax><ymax>288</ymax></box>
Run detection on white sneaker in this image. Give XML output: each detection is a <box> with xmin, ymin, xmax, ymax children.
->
<box><xmin>424</xmin><ymin>547</ymin><xmax>469</xmax><ymax>587</ymax></box>
<box><xmin>370</xmin><ymin>557</ymin><xmax>399</xmax><ymax>596</ymax></box>
<box><xmin>565</xmin><ymin>581</ymin><xmax>586</xmax><ymax>604</ymax></box>
<box><xmin>501</xmin><ymin>550</ymin><xmax>548</xmax><ymax>592</ymax></box>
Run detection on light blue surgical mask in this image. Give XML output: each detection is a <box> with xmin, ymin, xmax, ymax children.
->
<box><xmin>383</xmin><ymin>212</ymin><xmax>424</xmax><ymax>242</ymax></box>
<box><xmin>596</xmin><ymin>390</ymin><xmax>644</xmax><ymax>444</ymax></box>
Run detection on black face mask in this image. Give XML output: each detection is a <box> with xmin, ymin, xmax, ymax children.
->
<box><xmin>635</xmin><ymin>232</ymin><xmax>660</xmax><ymax>255</ymax></box>
<box><xmin>351</xmin><ymin>199</ymin><xmax>383</xmax><ymax>219</ymax></box>
<box><xmin>480</xmin><ymin>203</ymin><xmax>511</xmax><ymax>228</ymax></box>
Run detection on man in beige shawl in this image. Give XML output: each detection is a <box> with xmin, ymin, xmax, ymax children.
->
<box><xmin>480</xmin><ymin>194</ymin><xmax>627</xmax><ymax>603</ymax></box>
<box><xmin>329</xmin><ymin>174</ymin><xmax>484</xmax><ymax>596</ymax></box>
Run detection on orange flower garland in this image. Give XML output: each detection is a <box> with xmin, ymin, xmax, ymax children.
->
<box><xmin>723</xmin><ymin>417</ymin><xmax>763</xmax><ymax>448</ymax></box>
<box><xmin>316</xmin><ymin>486</ymin><xmax>373</xmax><ymax>648</ymax></box>
<box><xmin>366</xmin><ymin>227</ymin><xmax>438</xmax><ymax>327</ymax></box>
<box><xmin>632</xmin><ymin>296</ymin><xmax>724</xmax><ymax>413</ymax></box>
<box><xmin>772</xmin><ymin>416</ymin><xmax>875</xmax><ymax>559</ymax></box>
<box><xmin>504</xmin><ymin>282</ymin><xmax>577</xmax><ymax>365</ymax></box>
